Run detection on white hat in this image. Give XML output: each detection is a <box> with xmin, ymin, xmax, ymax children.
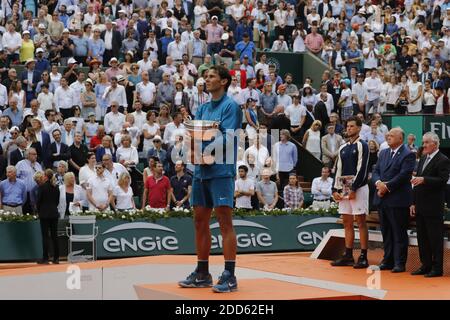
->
<box><xmin>303</xmin><ymin>83</ymin><xmax>311</xmax><ymax>89</ymax></box>
<box><xmin>196</xmin><ymin>79</ymin><xmax>205</xmax><ymax>86</ymax></box>
<box><xmin>153</xmin><ymin>135</ymin><xmax>162</xmax><ymax>141</ymax></box>
<box><xmin>221</xmin><ymin>33</ymin><xmax>229</xmax><ymax>41</ymax></box>
<box><xmin>438</xmin><ymin>38</ymin><xmax>445</xmax><ymax>42</ymax></box>
<box><xmin>38</xmin><ymin>23</ymin><xmax>45</xmax><ymax>29</ymax></box>
<box><xmin>25</xmin><ymin>58</ymin><xmax>35</xmax><ymax>65</ymax></box>
<box><xmin>22</xmin><ymin>30</ymin><xmax>30</xmax><ymax>35</ymax></box>
<box><xmin>126</xmin><ymin>50</ymin><xmax>134</xmax><ymax>57</ymax></box>
<box><xmin>9</xmin><ymin>126</ymin><xmax>19</xmax><ymax>133</ymax></box>
<box><xmin>109</xmin><ymin>57</ymin><xmax>118</xmax><ymax>66</ymax></box>
<box><xmin>358</xmin><ymin>8</ymin><xmax>365</xmax><ymax>14</ymax></box>
<box><xmin>67</xmin><ymin>57</ymin><xmax>77</xmax><ymax>64</ymax></box>
<box><xmin>118</xmin><ymin>9</ymin><xmax>126</xmax><ymax>14</ymax></box>
<box><xmin>116</xmin><ymin>74</ymin><xmax>125</xmax><ymax>82</ymax></box>
<box><xmin>62</xmin><ymin>28</ymin><xmax>70</xmax><ymax>33</ymax></box>
<box><xmin>36</xmin><ymin>48</ymin><xmax>44</xmax><ymax>53</ymax></box>
<box><xmin>211</xmin><ymin>15</ymin><xmax>218</xmax><ymax>20</ymax></box>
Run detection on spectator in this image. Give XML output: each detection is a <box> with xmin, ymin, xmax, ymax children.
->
<box><xmin>170</xmin><ymin>160</ymin><xmax>192</xmax><ymax>209</ymax></box>
<box><xmin>270</xmin><ymin>105</ymin><xmax>291</xmax><ymax>132</ymax></box>
<box><xmin>256</xmin><ymin>168</ymin><xmax>279</xmax><ymax>210</ymax></box>
<box><xmin>157</xmin><ymin>72</ymin><xmax>176</xmax><ymax>107</ymax></box>
<box><xmin>302</xmin><ymin>120</ymin><xmax>322</xmax><ymax>160</ymax></box>
<box><xmin>54</xmin><ymin>77</ymin><xmax>76</xmax><ymax>119</ymax></box>
<box><xmin>142</xmin><ymin>160</ymin><xmax>171</xmax><ymax>209</ymax></box>
<box><xmin>273</xmin><ymin>129</ymin><xmax>298</xmax><ymax>192</ymax></box>
<box><xmin>103</xmin><ymin>76</ymin><xmax>128</xmax><ymax>111</ymax></box>
<box><xmin>36</xmin><ymin>169</ymin><xmax>60</xmax><ymax>265</ymax></box>
<box><xmin>16</xmin><ymin>148</ymin><xmax>43</xmax><ymax>214</ymax></box>
<box><xmin>311</xmin><ymin>167</ymin><xmax>333</xmax><ymax>210</ymax></box>
<box><xmin>112</xmin><ymin>172</ymin><xmax>135</xmax><ymax>211</ymax></box>
<box><xmin>305</xmin><ymin>24</ymin><xmax>324</xmax><ymax>56</ymax></box>
<box><xmin>361</xmin><ymin>119</ymin><xmax>385</xmax><ymax>145</ymax></box>
<box><xmin>49</xmin><ymin>129</ymin><xmax>70</xmax><ymax>169</ymax></box>
<box><xmin>0</xmin><ymin>165</ymin><xmax>27</xmax><ymax>214</ymax></box>
<box><xmin>68</xmin><ymin>132</ymin><xmax>89</xmax><ymax>176</ymax></box>
<box><xmin>87</xmin><ymin>162</ymin><xmax>114</xmax><ymax>212</ymax></box>
<box><xmin>321</xmin><ymin>123</ymin><xmax>343</xmax><ymax>168</ymax></box>
<box><xmin>163</xmin><ymin>112</ymin><xmax>185</xmax><ymax>146</ymax></box>
<box><xmin>284</xmin><ymin>173</ymin><xmax>304</xmax><ymax>210</ymax></box>
<box><xmin>104</xmin><ymin>101</ymin><xmax>126</xmax><ymax>136</ymax></box>
<box><xmin>116</xmin><ymin>134</ymin><xmax>139</xmax><ymax>169</ymax></box>
<box><xmin>234</xmin><ymin>165</ymin><xmax>255</xmax><ymax>210</ymax></box>
<box><xmin>102</xmin><ymin>153</ymin><xmax>128</xmax><ymax>186</ymax></box>
<box><xmin>57</xmin><ymin>171</ymin><xmax>85</xmax><ymax>217</ymax></box>
<box><xmin>271</xmin><ymin>35</ymin><xmax>289</xmax><ymax>52</ymax></box>
<box><xmin>285</xmin><ymin>94</ymin><xmax>306</xmax><ymax>141</ymax></box>
<box><xmin>363</xmin><ymin>69</ymin><xmax>383</xmax><ymax>116</ymax></box>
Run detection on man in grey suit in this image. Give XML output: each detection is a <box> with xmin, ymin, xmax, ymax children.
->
<box><xmin>321</xmin><ymin>124</ymin><xmax>343</xmax><ymax>168</ymax></box>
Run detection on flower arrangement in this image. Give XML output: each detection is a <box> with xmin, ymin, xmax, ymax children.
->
<box><xmin>0</xmin><ymin>211</ymin><xmax>38</xmax><ymax>222</ymax></box>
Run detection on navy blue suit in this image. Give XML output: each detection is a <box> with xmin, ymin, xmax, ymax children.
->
<box><xmin>372</xmin><ymin>144</ymin><xmax>416</xmax><ymax>267</ymax></box>
<box><xmin>19</xmin><ymin>70</ymin><xmax>41</xmax><ymax>107</ymax></box>
<box><xmin>96</xmin><ymin>147</ymin><xmax>116</xmax><ymax>163</ymax></box>
<box><xmin>39</xmin><ymin>131</ymin><xmax>51</xmax><ymax>168</ymax></box>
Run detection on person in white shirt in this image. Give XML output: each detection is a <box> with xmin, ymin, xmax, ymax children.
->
<box><xmin>271</xmin><ymin>35</ymin><xmax>289</xmax><ymax>52</ymax></box>
<box><xmin>102</xmin><ymin>76</ymin><xmax>128</xmax><ymax>110</ymax></box>
<box><xmin>102</xmin><ymin>153</ymin><xmax>128</xmax><ymax>186</ymax></box>
<box><xmin>311</xmin><ymin>167</ymin><xmax>333</xmax><ymax>210</ymax></box>
<box><xmin>254</xmin><ymin>53</ymin><xmax>269</xmax><ymax>77</ymax></box>
<box><xmin>167</xmin><ymin>33</ymin><xmax>187</xmax><ymax>62</ymax></box>
<box><xmin>284</xmin><ymin>94</ymin><xmax>306</xmax><ymax>139</ymax></box>
<box><xmin>103</xmin><ymin>102</ymin><xmax>126</xmax><ymax>136</ymax></box>
<box><xmin>130</xmin><ymin>101</ymin><xmax>146</xmax><ymax>128</ymax></box>
<box><xmin>159</xmin><ymin>56</ymin><xmax>177</xmax><ymax>77</ymax></box>
<box><xmin>112</xmin><ymin>172</ymin><xmax>135</xmax><ymax>211</ymax></box>
<box><xmin>362</xmin><ymin>39</ymin><xmax>379</xmax><ymax>70</ymax></box>
<box><xmin>135</xmin><ymin>71</ymin><xmax>156</xmax><ymax>109</ymax></box>
<box><xmin>69</xmin><ymin>73</ymin><xmax>86</xmax><ymax>107</ymax></box>
<box><xmin>78</xmin><ymin>152</ymin><xmax>96</xmax><ymax>189</ymax></box>
<box><xmin>234</xmin><ymin>165</ymin><xmax>255</xmax><ymax>210</ymax></box>
<box><xmin>0</xmin><ymin>81</ymin><xmax>7</xmax><ymax>109</ymax></box>
<box><xmin>363</xmin><ymin>69</ymin><xmax>382</xmax><ymax>116</ymax></box>
<box><xmin>2</xmin><ymin>23</ymin><xmax>21</xmax><ymax>63</ymax></box>
<box><xmin>86</xmin><ymin>163</ymin><xmax>114</xmax><ymax>211</ymax></box>
<box><xmin>163</xmin><ymin>112</ymin><xmax>185</xmax><ymax>146</ymax></box>
<box><xmin>54</xmin><ymin>78</ymin><xmax>75</xmax><ymax>119</ymax></box>
<box><xmin>37</xmin><ymin>84</ymin><xmax>54</xmax><ymax>112</ymax></box>
<box><xmin>83</xmin><ymin>5</ymin><xmax>97</xmax><ymax>25</ymax></box>
<box><xmin>244</xmin><ymin>134</ymin><xmax>270</xmax><ymax>172</ymax></box>
<box><xmin>137</xmin><ymin>50</ymin><xmax>153</xmax><ymax>74</ymax></box>
<box><xmin>227</xmin><ymin>76</ymin><xmax>243</xmax><ymax>105</ymax></box>
<box><xmin>116</xmin><ymin>134</ymin><xmax>139</xmax><ymax>170</ymax></box>
<box><xmin>352</xmin><ymin>73</ymin><xmax>368</xmax><ymax>115</ymax></box>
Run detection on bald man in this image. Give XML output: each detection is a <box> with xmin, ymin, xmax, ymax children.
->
<box><xmin>372</xmin><ymin>127</ymin><xmax>416</xmax><ymax>273</ymax></box>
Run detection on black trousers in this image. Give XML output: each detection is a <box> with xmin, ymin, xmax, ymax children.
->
<box><xmin>416</xmin><ymin>213</ymin><xmax>444</xmax><ymax>272</ymax></box>
<box><xmin>378</xmin><ymin>206</ymin><xmax>410</xmax><ymax>267</ymax></box>
<box><xmin>40</xmin><ymin>218</ymin><xmax>59</xmax><ymax>261</ymax></box>
<box><xmin>60</xmin><ymin>108</ymin><xmax>74</xmax><ymax>120</ymax></box>
<box><xmin>103</xmin><ymin>50</ymin><xmax>115</xmax><ymax>67</ymax></box>
<box><xmin>446</xmin><ymin>185</ymin><xmax>450</xmax><ymax>208</ymax></box>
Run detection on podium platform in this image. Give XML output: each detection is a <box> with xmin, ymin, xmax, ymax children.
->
<box><xmin>134</xmin><ymin>279</ymin><xmax>372</xmax><ymax>300</ymax></box>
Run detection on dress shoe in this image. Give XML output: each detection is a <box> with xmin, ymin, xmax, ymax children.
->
<box><xmin>391</xmin><ymin>266</ymin><xmax>406</xmax><ymax>273</ymax></box>
<box><xmin>52</xmin><ymin>259</ymin><xmax>60</xmax><ymax>265</ymax></box>
<box><xmin>37</xmin><ymin>259</ymin><xmax>49</xmax><ymax>265</ymax></box>
<box><xmin>411</xmin><ymin>267</ymin><xmax>430</xmax><ymax>276</ymax></box>
<box><xmin>424</xmin><ymin>270</ymin><xmax>443</xmax><ymax>278</ymax></box>
<box><xmin>330</xmin><ymin>255</ymin><xmax>354</xmax><ymax>267</ymax></box>
<box><xmin>378</xmin><ymin>263</ymin><xmax>394</xmax><ymax>271</ymax></box>
<box><xmin>353</xmin><ymin>255</ymin><xmax>369</xmax><ymax>269</ymax></box>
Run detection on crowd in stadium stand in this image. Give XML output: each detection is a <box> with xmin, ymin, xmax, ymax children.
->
<box><xmin>0</xmin><ymin>0</ymin><xmax>448</xmax><ymax>223</ymax></box>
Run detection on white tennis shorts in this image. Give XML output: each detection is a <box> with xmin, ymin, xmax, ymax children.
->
<box><xmin>338</xmin><ymin>184</ymin><xmax>369</xmax><ymax>216</ymax></box>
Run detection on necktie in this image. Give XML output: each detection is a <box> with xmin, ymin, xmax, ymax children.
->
<box><xmin>390</xmin><ymin>150</ymin><xmax>395</xmax><ymax>159</ymax></box>
<box><xmin>422</xmin><ymin>156</ymin><xmax>432</xmax><ymax>172</ymax></box>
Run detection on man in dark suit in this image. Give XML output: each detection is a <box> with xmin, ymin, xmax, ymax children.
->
<box><xmin>315</xmin><ymin>93</ymin><xmax>330</xmax><ymax>135</ymax></box>
<box><xmin>31</xmin><ymin>117</ymin><xmax>51</xmax><ymax>168</ymax></box>
<box><xmin>10</xmin><ymin>135</ymin><xmax>27</xmax><ymax>166</ymax></box>
<box><xmin>19</xmin><ymin>59</ymin><xmax>41</xmax><ymax>108</ymax></box>
<box><xmin>419</xmin><ymin>64</ymin><xmax>432</xmax><ymax>85</ymax></box>
<box><xmin>372</xmin><ymin>128</ymin><xmax>416</xmax><ymax>273</ymax></box>
<box><xmin>101</xmin><ymin>20</ymin><xmax>122</xmax><ymax>67</ymax></box>
<box><xmin>48</xmin><ymin>129</ymin><xmax>70</xmax><ymax>169</ymax></box>
<box><xmin>410</xmin><ymin>132</ymin><xmax>450</xmax><ymax>277</ymax></box>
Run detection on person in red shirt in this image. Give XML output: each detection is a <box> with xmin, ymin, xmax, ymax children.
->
<box><xmin>89</xmin><ymin>125</ymin><xmax>106</xmax><ymax>151</ymax></box>
<box><xmin>142</xmin><ymin>161</ymin><xmax>172</xmax><ymax>209</ymax></box>
<box><xmin>229</xmin><ymin>60</ymin><xmax>247</xmax><ymax>88</ymax></box>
